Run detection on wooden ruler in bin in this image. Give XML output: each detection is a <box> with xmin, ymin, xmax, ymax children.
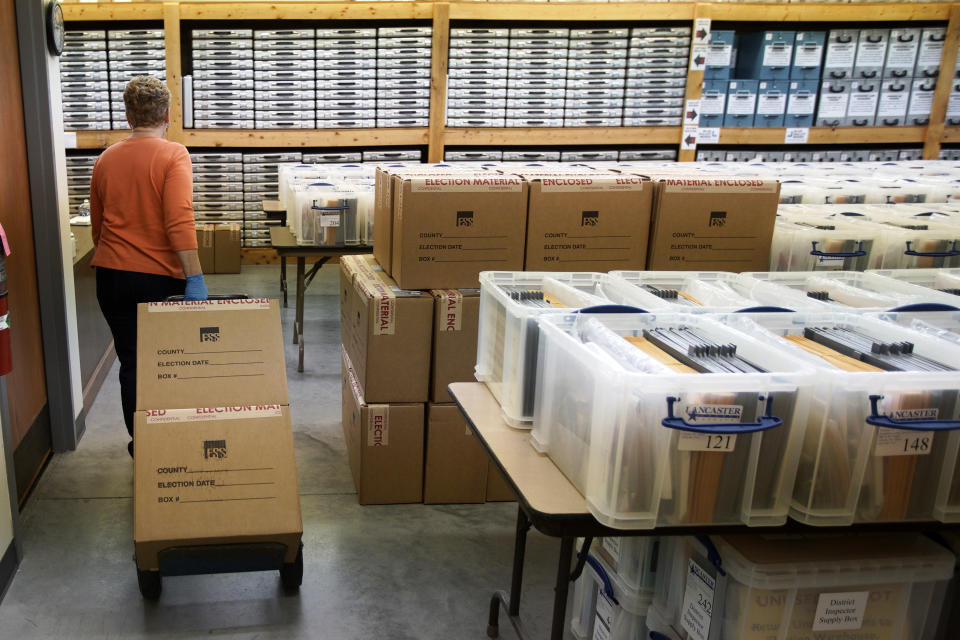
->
<box><xmin>786</xmin><ymin>326</ymin><xmax>958</xmax><ymax>520</ymax></box>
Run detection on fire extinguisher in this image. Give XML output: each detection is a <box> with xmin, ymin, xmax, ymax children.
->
<box><xmin>0</xmin><ymin>222</ymin><xmax>11</xmax><ymax>376</ymax></box>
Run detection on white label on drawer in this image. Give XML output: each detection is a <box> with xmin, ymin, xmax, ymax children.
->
<box><xmin>847</xmin><ymin>91</ymin><xmax>879</xmax><ymax>117</ymax></box>
<box><xmin>706</xmin><ymin>44</ymin><xmax>731</xmax><ymax>68</ymax></box>
<box><xmin>784</xmin><ymin>127</ymin><xmax>809</xmax><ymax>144</ymax></box>
<box><xmin>726</xmin><ymin>92</ymin><xmax>756</xmax><ymax>115</ymax></box>
<box><xmin>812</xmin><ymin>591</ymin><xmax>869</xmax><ymax>631</ymax></box>
<box><xmin>887</xmin><ymin>42</ymin><xmax>919</xmax><ymax>69</ymax></box>
<box><xmin>826</xmin><ymin>43</ymin><xmax>856</xmax><ymax>68</ymax></box>
<box><xmin>856</xmin><ymin>43</ymin><xmax>886</xmax><ymax>67</ymax></box>
<box><xmin>763</xmin><ymin>44</ymin><xmax>792</xmax><ymax>68</ymax></box>
<box><xmin>917</xmin><ymin>42</ymin><xmax>944</xmax><ymax>67</ymax></box>
<box><xmin>910</xmin><ymin>86</ymin><xmax>935</xmax><ymax>115</ymax></box>
<box><xmin>949</xmin><ymin>90</ymin><xmax>960</xmax><ymax>118</ymax></box>
<box><xmin>819</xmin><ymin>92</ymin><xmax>849</xmax><ymax>117</ymax></box>
<box><xmin>878</xmin><ymin>91</ymin><xmax>909</xmax><ymax>117</ymax></box>
<box><xmin>794</xmin><ymin>44</ymin><xmax>823</xmax><ymax>67</ymax></box>
<box><xmin>788</xmin><ymin>93</ymin><xmax>816</xmax><ymax>115</ymax></box>
<box><xmin>700</xmin><ymin>92</ymin><xmax>725</xmax><ymax>115</ymax></box>
<box><xmin>757</xmin><ymin>92</ymin><xmax>787</xmax><ymax>115</ymax></box>
<box><xmin>593</xmin><ymin>591</ymin><xmax>616</xmax><ymax>640</ymax></box>
<box><xmin>64</xmin><ymin>131</ymin><xmax>77</xmax><ymax>149</ymax></box>
<box><xmin>601</xmin><ymin>537</ymin><xmax>622</xmax><ymax>563</ymax></box>
<box><xmin>681</xmin><ymin>558</ymin><xmax>715</xmax><ymax>640</ymax></box>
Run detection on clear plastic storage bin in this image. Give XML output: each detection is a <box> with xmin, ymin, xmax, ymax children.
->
<box><xmin>721</xmin><ymin>311</ymin><xmax>960</xmax><ymax>525</ymax></box>
<box><xmin>868</xmin><ymin>218</ymin><xmax>960</xmax><ymax>269</ymax></box>
<box><xmin>475</xmin><ymin>272</ymin><xmax>607</xmax><ymax>427</ymax></box>
<box><xmin>531</xmin><ymin>312</ymin><xmax>814</xmax><ymax>529</ymax></box>
<box><xmin>571</xmin><ymin>550</ymin><xmax>654</xmax><ymax>640</ymax></box>
<box><xmin>654</xmin><ymin>533</ymin><xmax>954</xmax><ymax>640</ymax></box>
<box><xmin>604</xmin><ymin>271</ymin><xmax>804</xmax><ymax>313</ymax></box>
<box><xmin>592</xmin><ymin>535</ymin><xmax>659</xmax><ymax>594</ymax></box>
<box><xmin>739</xmin><ymin>270</ymin><xmax>960</xmax><ymax>312</ymax></box>
<box><xmin>770</xmin><ymin>217</ymin><xmax>878</xmax><ymax>272</ymax></box>
<box><xmin>869</xmin><ymin>267</ymin><xmax>960</xmax><ymax>298</ymax></box>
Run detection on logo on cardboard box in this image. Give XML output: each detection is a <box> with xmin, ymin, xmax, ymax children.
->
<box><xmin>203</xmin><ymin>439</ymin><xmax>227</xmax><ymax>459</ymax></box>
<box><xmin>456</xmin><ymin>210</ymin><xmax>474</xmax><ymax>227</ymax></box>
<box><xmin>709</xmin><ymin>211</ymin><xmax>727</xmax><ymax>227</ymax></box>
<box><xmin>581</xmin><ymin>210</ymin><xmax>599</xmax><ymax>226</ymax></box>
<box><xmin>200</xmin><ymin>326</ymin><xmax>220</xmax><ymax>342</ymax></box>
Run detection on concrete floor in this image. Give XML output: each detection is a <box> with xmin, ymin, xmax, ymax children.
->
<box><xmin>0</xmin><ymin>264</ymin><xmax>566</xmax><ymax>639</ymax></box>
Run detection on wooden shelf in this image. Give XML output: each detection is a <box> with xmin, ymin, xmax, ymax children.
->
<box><xmin>715</xmin><ymin>126</ymin><xmax>928</xmax><ymax>145</ymax></box>
<box><xmin>181</xmin><ymin>128</ymin><xmax>429</xmax><ymax>148</ymax></box>
<box><xmin>61</xmin><ymin>2</ymin><xmax>163</xmax><ymax>21</ymax></box>
<box><xmin>179</xmin><ymin>1</ymin><xmax>434</xmax><ymax>21</ymax></box>
<box><xmin>707</xmin><ymin>2</ymin><xmax>950</xmax><ymax>22</ymax></box>
<box><xmin>443</xmin><ymin>126</ymin><xmax>682</xmax><ymax>146</ymax></box>
<box><xmin>71</xmin><ymin>130</ymin><xmax>128</xmax><ymax>149</ymax></box>
<box><xmin>942</xmin><ymin>126</ymin><xmax>960</xmax><ymax>143</ymax></box>
<box><xmin>448</xmin><ymin>2</ymin><xmax>695</xmax><ymax>21</ymax></box>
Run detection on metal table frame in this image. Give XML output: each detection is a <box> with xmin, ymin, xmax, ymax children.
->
<box><xmin>268</xmin><ymin>226</ymin><xmax>371</xmax><ymax>372</ymax></box>
<box><xmin>447</xmin><ymin>382</ymin><xmax>960</xmax><ymax>640</ymax></box>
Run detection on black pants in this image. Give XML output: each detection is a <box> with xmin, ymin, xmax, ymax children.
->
<box><xmin>96</xmin><ymin>267</ymin><xmax>185</xmax><ymax>438</ymax></box>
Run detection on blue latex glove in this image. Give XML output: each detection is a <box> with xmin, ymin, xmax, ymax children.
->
<box><xmin>184</xmin><ymin>273</ymin><xmax>208</xmax><ymax>301</ymax></box>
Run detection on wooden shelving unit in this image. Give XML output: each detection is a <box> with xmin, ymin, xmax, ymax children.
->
<box><xmin>62</xmin><ymin>0</ymin><xmax>960</xmax><ymax>161</ymax></box>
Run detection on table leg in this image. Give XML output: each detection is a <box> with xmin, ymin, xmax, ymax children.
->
<box><xmin>550</xmin><ymin>536</ymin><xmax>575</xmax><ymax>640</ymax></box>
<box><xmin>295</xmin><ymin>259</ymin><xmax>305</xmax><ymax>375</ymax></box>
<box><xmin>280</xmin><ymin>256</ymin><xmax>288</xmax><ymax>308</ymax></box>
<box><xmin>487</xmin><ymin>507</ymin><xmax>531</xmax><ymax>639</ymax></box>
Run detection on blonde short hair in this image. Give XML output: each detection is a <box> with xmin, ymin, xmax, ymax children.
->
<box><xmin>123</xmin><ymin>76</ymin><xmax>170</xmax><ymax>128</ymax></box>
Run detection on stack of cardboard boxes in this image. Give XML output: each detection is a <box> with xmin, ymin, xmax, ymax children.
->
<box><xmin>340</xmin><ymin>164</ymin><xmax>780</xmax><ymax>504</ymax></box>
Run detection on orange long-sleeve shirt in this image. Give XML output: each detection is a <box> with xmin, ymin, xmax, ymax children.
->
<box><xmin>90</xmin><ymin>136</ymin><xmax>197</xmax><ymax>279</ymax></box>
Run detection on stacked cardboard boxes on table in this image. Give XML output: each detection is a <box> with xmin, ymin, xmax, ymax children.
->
<box><xmin>340</xmin><ymin>164</ymin><xmax>781</xmax><ymax>504</ymax></box>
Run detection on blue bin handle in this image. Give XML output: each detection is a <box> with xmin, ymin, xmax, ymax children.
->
<box><xmin>904</xmin><ymin>240</ymin><xmax>960</xmax><ymax>258</ymax></box>
<box><xmin>866</xmin><ymin>395</ymin><xmax>960</xmax><ymax>431</ymax></box>
<box><xmin>695</xmin><ymin>535</ymin><xmax>726</xmax><ymax>576</ymax></box>
<box><xmin>577</xmin><ymin>304</ymin><xmax>648</xmax><ymax>314</ymax></box>
<box><xmin>583</xmin><ymin>555</ymin><xmax>619</xmax><ymax>605</ymax></box>
<box><xmin>810</xmin><ymin>240</ymin><xmax>866</xmax><ymax>258</ymax></box>
<box><xmin>734</xmin><ymin>306</ymin><xmax>796</xmax><ymax>313</ymax></box>
<box><xmin>662</xmin><ymin>396</ymin><xmax>783</xmax><ymax>434</ymax></box>
<box><xmin>889</xmin><ymin>303</ymin><xmax>960</xmax><ymax>312</ymax></box>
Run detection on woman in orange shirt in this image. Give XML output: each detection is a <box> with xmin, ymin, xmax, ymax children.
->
<box><xmin>91</xmin><ymin>76</ymin><xmax>208</xmax><ymax>457</ymax></box>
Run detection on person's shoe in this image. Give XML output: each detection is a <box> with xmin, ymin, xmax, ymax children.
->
<box><xmin>128</xmin><ymin>441</ymin><xmax>134</xmax><ymax>458</ymax></box>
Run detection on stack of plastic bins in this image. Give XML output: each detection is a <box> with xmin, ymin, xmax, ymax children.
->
<box><xmin>867</xmin><ymin>217</ymin><xmax>960</xmax><ymax>269</ymax></box>
<box><xmin>721</xmin><ymin>311</ymin><xmax>960</xmax><ymax>524</ymax></box>
<box><xmin>769</xmin><ymin>216</ymin><xmax>879</xmax><ymax>271</ymax></box>
<box><xmin>570</xmin><ymin>547</ymin><xmax>655</xmax><ymax>640</ymax></box>
<box><xmin>874</xmin><ymin>309</ymin><xmax>960</xmax><ymax>349</ymax></box>
<box><xmin>475</xmin><ymin>272</ymin><xmax>607</xmax><ymax>427</ymax></box>
<box><xmin>602</xmin><ymin>271</ymin><xmax>802</xmax><ymax>313</ymax></box>
<box><xmin>738</xmin><ymin>270</ymin><xmax>960</xmax><ymax>312</ymax></box>
<box><xmin>531</xmin><ymin>311</ymin><xmax>814</xmax><ymax>529</ymax></box>
<box><xmin>653</xmin><ymin>534</ymin><xmax>954</xmax><ymax>640</ymax></box>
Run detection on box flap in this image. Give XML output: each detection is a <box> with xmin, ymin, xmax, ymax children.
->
<box><xmin>136</xmin><ymin>298</ymin><xmax>288</xmax><ymax>410</ymax></box>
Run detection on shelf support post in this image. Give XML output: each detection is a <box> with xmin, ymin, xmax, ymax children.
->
<box><xmin>428</xmin><ymin>2</ymin><xmax>450</xmax><ymax>163</ymax></box>
<box><xmin>679</xmin><ymin>3</ymin><xmax>710</xmax><ymax>162</ymax></box>
<box><xmin>163</xmin><ymin>2</ymin><xmax>184</xmax><ymax>144</ymax></box>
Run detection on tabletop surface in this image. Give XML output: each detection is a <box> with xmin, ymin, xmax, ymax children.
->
<box><xmin>449</xmin><ymin>382</ymin><xmax>590</xmax><ymax>519</ymax></box>
<box><xmin>263</xmin><ymin>200</ymin><xmax>283</xmax><ymax>213</ymax></box>
<box><xmin>268</xmin><ymin>226</ymin><xmax>372</xmax><ymax>255</ymax></box>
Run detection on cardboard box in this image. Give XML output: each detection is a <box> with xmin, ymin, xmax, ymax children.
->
<box><xmin>340</xmin><ymin>254</ymin><xmax>433</xmax><ymax>403</ymax></box>
<box><xmin>214</xmin><ymin>222</ymin><xmax>242</xmax><ymax>274</ymax></box>
<box><xmin>644</xmin><ymin>175</ymin><xmax>780</xmax><ymax>272</ymax></box>
<box><xmin>485</xmin><ymin>459</ymin><xmax>516</xmax><ymax>502</ymax></box>
<box><xmin>430</xmin><ymin>289</ymin><xmax>480</xmax><ymax>404</ymax></box>
<box><xmin>196</xmin><ymin>224</ymin><xmax>216</xmax><ymax>274</ymax></box>
<box><xmin>424</xmin><ymin>404</ymin><xmax>488</xmax><ymax>504</ymax></box>
<box><xmin>390</xmin><ymin>171</ymin><xmax>528</xmax><ymax>289</ymax></box>
<box><xmin>341</xmin><ymin>351</ymin><xmax>424</xmax><ymax>505</ymax></box>
<box><xmin>374</xmin><ymin>165</ymin><xmax>476</xmax><ymax>278</ymax></box>
<box><xmin>516</xmin><ymin>170</ymin><xmax>653</xmax><ymax>272</ymax></box>
<box><xmin>133</xmin><ymin>298</ymin><xmax>301</xmax><ymax>571</ymax></box>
